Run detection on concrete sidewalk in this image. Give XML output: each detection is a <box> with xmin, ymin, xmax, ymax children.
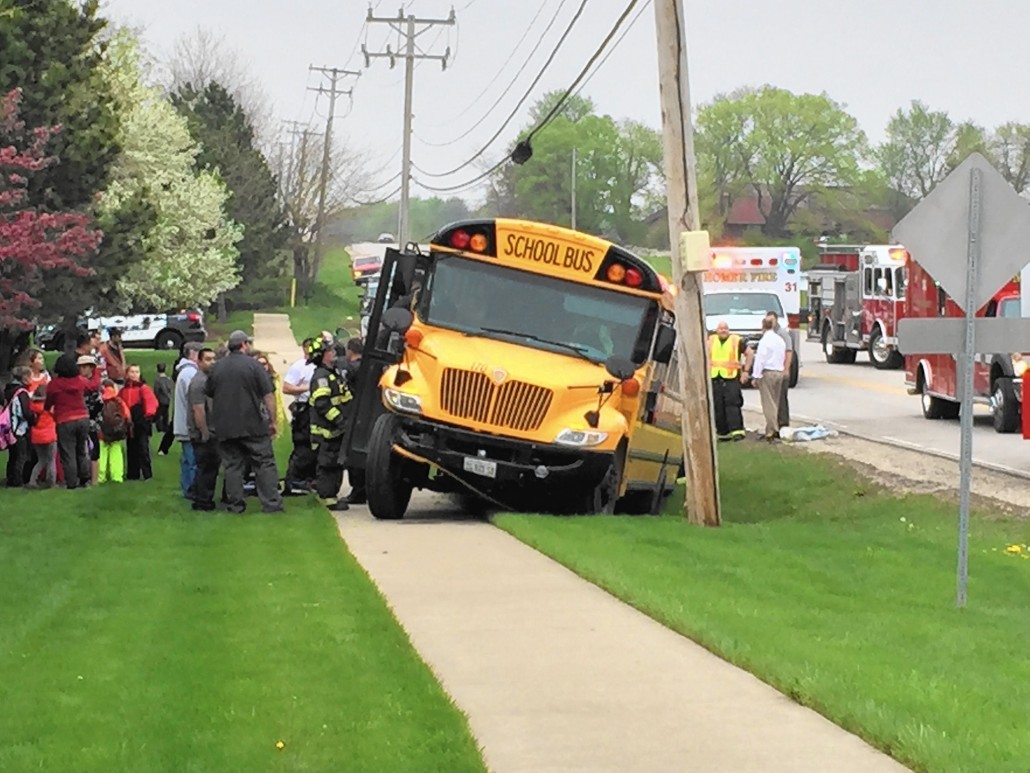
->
<box><xmin>253</xmin><ymin>313</ymin><xmax>302</xmax><ymax>411</ymax></box>
<box><xmin>338</xmin><ymin>505</ymin><xmax>908</xmax><ymax>773</ymax></box>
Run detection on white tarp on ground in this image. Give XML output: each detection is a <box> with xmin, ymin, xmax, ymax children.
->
<box><xmin>779</xmin><ymin>425</ymin><xmax>837</xmax><ymax>442</ymax></box>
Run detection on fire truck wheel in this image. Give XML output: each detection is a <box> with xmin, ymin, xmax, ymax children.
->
<box><xmin>920</xmin><ymin>381</ymin><xmax>944</xmax><ymax>420</ymax></box>
<box><xmin>822</xmin><ymin>325</ymin><xmax>852</xmax><ymax>364</ymax></box>
<box><xmin>869</xmin><ymin>329</ymin><xmax>903</xmax><ymax>370</ymax></box>
<box><xmin>992</xmin><ymin>379</ymin><xmax>1019</xmax><ymax>433</ymax></box>
<box><xmin>366</xmin><ymin>413</ymin><xmax>413</xmax><ymax>520</ymax></box>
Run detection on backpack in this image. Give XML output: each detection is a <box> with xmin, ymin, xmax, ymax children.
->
<box><xmin>0</xmin><ymin>388</ymin><xmax>28</xmax><ymax>450</ymax></box>
<box><xmin>100</xmin><ymin>399</ymin><xmax>128</xmax><ymax>441</ymax></box>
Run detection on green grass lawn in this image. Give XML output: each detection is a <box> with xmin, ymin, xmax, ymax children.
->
<box><xmin>206</xmin><ymin>310</ymin><xmax>254</xmax><ymax>343</ymax></box>
<box><xmin>0</xmin><ymin>439</ymin><xmax>485</xmax><ymax>771</ymax></box>
<box><xmin>495</xmin><ymin>443</ymin><xmax>1030</xmax><ymax>773</ymax></box>
<box><xmin>281</xmin><ymin>247</ymin><xmax>363</xmax><ymax>345</ymax></box>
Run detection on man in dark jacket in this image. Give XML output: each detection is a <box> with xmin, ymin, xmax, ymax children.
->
<box><xmin>204</xmin><ymin>330</ymin><xmax>283</xmax><ymax>514</ymax></box>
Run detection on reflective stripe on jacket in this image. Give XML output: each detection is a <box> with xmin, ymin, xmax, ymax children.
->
<box><xmin>709</xmin><ymin>334</ymin><xmax>741</xmax><ymax>379</ymax></box>
<box><xmin>308</xmin><ymin>366</ymin><xmax>353</xmax><ymax>442</ymax></box>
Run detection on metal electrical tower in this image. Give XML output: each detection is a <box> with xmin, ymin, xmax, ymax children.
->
<box><xmin>363</xmin><ymin>6</ymin><xmax>455</xmax><ymax>245</ymax></box>
<box><xmin>308</xmin><ymin>65</ymin><xmax>360</xmax><ymax>280</ymax></box>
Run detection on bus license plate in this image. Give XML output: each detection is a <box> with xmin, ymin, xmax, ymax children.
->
<box><xmin>463</xmin><ymin>457</ymin><xmax>497</xmax><ymax>479</ymax></box>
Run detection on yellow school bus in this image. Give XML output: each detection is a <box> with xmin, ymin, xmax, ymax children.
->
<box><xmin>345</xmin><ymin>218</ymin><xmax>683</xmax><ymax>519</ymax></box>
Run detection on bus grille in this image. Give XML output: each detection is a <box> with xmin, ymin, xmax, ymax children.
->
<box><xmin>440</xmin><ymin>369</ymin><xmax>553</xmax><ymax>432</ymax></box>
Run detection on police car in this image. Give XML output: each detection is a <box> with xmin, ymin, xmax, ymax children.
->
<box><xmin>37</xmin><ymin>309</ymin><xmax>207</xmax><ymax>351</ymax></box>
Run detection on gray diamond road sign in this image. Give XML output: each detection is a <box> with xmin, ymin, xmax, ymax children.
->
<box><xmin>895</xmin><ymin>153</ymin><xmax>1030</xmax><ymax>355</ymax></box>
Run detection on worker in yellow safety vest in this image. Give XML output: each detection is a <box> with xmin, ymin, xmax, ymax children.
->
<box><xmin>708</xmin><ymin>320</ymin><xmax>747</xmax><ymax>441</ymax></box>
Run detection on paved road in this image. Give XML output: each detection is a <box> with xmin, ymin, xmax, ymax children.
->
<box><xmin>744</xmin><ymin>339</ymin><xmax>1030</xmax><ymax>475</ymax></box>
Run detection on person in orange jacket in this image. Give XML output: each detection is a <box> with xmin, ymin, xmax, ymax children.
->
<box><xmin>120</xmin><ymin>364</ymin><xmax>159</xmax><ymax>481</ymax></box>
<box><xmin>27</xmin><ymin>385</ymin><xmax>57</xmax><ymax>488</ymax></box>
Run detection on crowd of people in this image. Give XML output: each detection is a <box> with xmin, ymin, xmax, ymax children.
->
<box><xmin>1</xmin><ymin>326</ymin><xmax>366</xmax><ymax>515</ymax></box>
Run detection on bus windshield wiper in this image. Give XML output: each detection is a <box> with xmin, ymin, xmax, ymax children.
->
<box><xmin>476</xmin><ymin>327</ymin><xmax>595</xmax><ymax>361</ymax></box>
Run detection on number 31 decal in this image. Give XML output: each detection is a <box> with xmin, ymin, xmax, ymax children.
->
<box><xmin>784</xmin><ymin>281</ymin><xmax>797</xmax><ymax>292</ymax></box>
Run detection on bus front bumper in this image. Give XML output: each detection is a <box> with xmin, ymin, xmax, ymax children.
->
<box><xmin>394</xmin><ymin>417</ymin><xmax>614</xmax><ymax>488</ymax></box>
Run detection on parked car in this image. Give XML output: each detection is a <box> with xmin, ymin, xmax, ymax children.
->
<box><xmin>36</xmin><ymin>309</ymin><xmax>206</xmax><ymax>351</ymax></box>
<box><xmin>351</xmin><ymin>254</ymin><xmax>383</xmax><ymax>285</ymax></box>
<box><xmin>377</xmin><ymin>233</ymin><xmax>396</xmax><ymax>244</ymax></box>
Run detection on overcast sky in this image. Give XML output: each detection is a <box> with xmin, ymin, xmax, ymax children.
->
<box><xmin>104</xmin><ymin>0</ymin><xmax>1030</xmax><ymax>205</ymax></box>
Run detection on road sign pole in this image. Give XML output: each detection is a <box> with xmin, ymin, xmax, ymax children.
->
<box><xmin>957</xmin><ymin>168</ymin><xmax>983</xmax><ymax>608</ymax></box>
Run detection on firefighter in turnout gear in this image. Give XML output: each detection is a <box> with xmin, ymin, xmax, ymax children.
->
<box><xmin>307</xmin><ymin>337</ymin><xmax>354</xmax><ymax>510</ymax></box>
<box><xmin>708</xmin><ymin>320</ymin><xmax>747</xmax><ymax>441</ymax></box>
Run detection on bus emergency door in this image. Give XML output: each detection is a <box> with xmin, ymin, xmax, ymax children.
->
<box><xmin>340</xmin><ymin>247</ymin><xmax>426</xmax><ymax>472</ymax></box>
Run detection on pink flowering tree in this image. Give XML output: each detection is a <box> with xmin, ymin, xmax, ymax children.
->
<box><xmin>0</xmin><ymin>89</ymin><xmax>101</xmax><ymax>371</ymax></box>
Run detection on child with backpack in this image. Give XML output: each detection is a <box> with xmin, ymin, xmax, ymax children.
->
<box><xmin>27</xmin><ymin>385</ymin><xmax>57</xmax><ymax>488</ymax></box>
<box><xmin>3</xmin><ymin>366</ymin><xmax>36</xmax><ymax>487</ymax></box>
<box><xmin>98</xmin><ymin>381</ymin><xmax>131</xmax><ymax>484</ymax></box>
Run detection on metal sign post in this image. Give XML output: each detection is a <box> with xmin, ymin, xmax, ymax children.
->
<box><xmin>956</xmin><ymin>169</ymin><xmax>982</xmax><ymax>608</ymax></box>
<box><xmin>895</xmin><ymin>153</ymin><xmax>1030</xmax><ymax>608</ymax></box>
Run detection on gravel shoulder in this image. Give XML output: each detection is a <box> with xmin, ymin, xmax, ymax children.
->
<box><xmin>743</xmin><ymin>408</ymin><xmax>1030</xmax><ymax>519</ymax></box>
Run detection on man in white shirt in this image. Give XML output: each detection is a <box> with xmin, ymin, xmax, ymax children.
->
<box><xmin>282</xmin><ymin>337</ymin><xmax>318</xmax><ymax>494</ymax></box>
<box><xmin>750</xmin><ymin>317</ymin><xmax>787</xmax><ymax>440</ymax></box>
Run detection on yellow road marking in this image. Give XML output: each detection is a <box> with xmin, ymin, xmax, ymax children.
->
<box><xmin>803</xmin><ymin>371</ymin><xmax>910</xmax><ymax>397</ymax></box>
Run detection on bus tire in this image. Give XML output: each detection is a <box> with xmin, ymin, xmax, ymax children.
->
<box><xmin>992</xmin><ymin>379</ymin><xmax>1019</xmax><ymax>433</ymax></box>
<box><xmin>366</xmin><ymin>413</ymin><xmax>413</xmax><ymax>520</ymax></box>
<box><xmin>869</xmin><ymin>328</ymin><xmax>903</xmax><ymax>370</ymax></box>
<box><xmin>586</xmin><ymin>447</ymin><xmax>625</xmax><ymax>515</ymax></box>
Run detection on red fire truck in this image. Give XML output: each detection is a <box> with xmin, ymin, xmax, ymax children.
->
<box><xmin>806</xmin><ymin>244</ymin><xmax>908</xmax><ymax>368</ymax></box>
<box><xmin>904</xmin><ymin>258</ymin><xmax>1029</xmax><ymax>432</ymax></box>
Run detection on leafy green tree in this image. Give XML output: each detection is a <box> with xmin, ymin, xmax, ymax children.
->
<box><xmin>991</xmin><ymin>122</ymin><xmax>1030</xmax><ymax>193</ymax></box>
<box><xmin>695</xmin><ymin>86</ymin><xmax>866</xmax><ymax>237</ymax></box>
<box><xmin>528</xmin><ymin>91</ymin><xmax>595</xmax><ymax>125</ymax></box>
<box><xmin>947</xmin><ymin>121</ymin><xmax>991</xmax><ymax>172</ymax></box>
<box><xmin>172</xmin><ymin>81</ymin><xmax>290</xmax><ymax>309</ymax></box>
<box><xmin>100</xmin><ymin>32</ymin><xmax>241</xmax><ymax>309</ymax></box>
<box><xmin>0</xmin><ymin>0</ymin><xmax>119</xmax><ymax>210</ymax></box>
<box><xmin>876</xmin><ymin>101</ymin><xmax>955</xmax><ymax>202</ymax></box>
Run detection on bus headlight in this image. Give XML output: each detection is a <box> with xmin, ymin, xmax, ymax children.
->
<box><xmin>384</xmin><ymin>388</ymin><xmax>422</xmax><ymax>415</ymax></box>
<box><xmin>555</xmin><ymin>428</ymin><xmax>609</xmax><ymax>447</ymax></box>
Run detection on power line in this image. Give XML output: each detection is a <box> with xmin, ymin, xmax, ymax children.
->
<box><xmin>413</xmin><ymin>0</ymin><xmax>590</xmax><ymax>176</ymax></box>
<box><xmin>418</xmin><ymin>0</ymin><xmax>559</xmax><ymax>132</ymax></box>
<box><xmin>413</xmin><ymin>0</ymin><xmax>645</xmax><ymax>194</ymax></box>
<box><xmin>524</xmin><ymin>0</ymin><xmax>642</xmax><ymax>143</ymax></box>
<box><xmin>570</xmin><ymin>0</ymin><xmax>652</xmax><ymax>100</ymax></box>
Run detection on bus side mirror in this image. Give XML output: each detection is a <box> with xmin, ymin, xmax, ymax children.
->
<box><xmin>653</xmin><ymin>324</ymin><xmax>676</xmax><ymax>364</ymax></box>
<box><xmin>382</xmin><ymin>307</ymin><xmax>413</xmax><ymax>333</ymax></box>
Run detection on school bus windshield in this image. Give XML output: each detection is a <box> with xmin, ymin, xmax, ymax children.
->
<box><xmin>421</xmin><ymin>255</ymin><xmax>656</xmax><ymax>364</ymax></box>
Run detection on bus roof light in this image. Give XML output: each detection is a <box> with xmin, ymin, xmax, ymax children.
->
<box><xmin>750</xmin><ymin>258</ymin><xmax>763</xmax><ymax>266</ymax></box>
<box><xmin>469</xmin><ymin>233</ymin><xmax>488</xmax><ymax>252</ymax></box>
<box><xmin>712</xmin><ymin>254</ymin><xmax>733</xmax><ymax>269</ymax></box>
<box><xmin>624</xmin><ymin>268</ymin><xmax>643</xmax><ymax>288</ymax></box>
<box><xmin>607</xmin><ymin>263</ymin><xmax>627</xmax><ymax>283</ymax></box>
<box><xmin>450</xmin><ymin>230</ymin><xmax>471</xmax><ymax>249</ymax></box>
<box><xmin>621</xmin><ymin>378</ymin><xmax>640</xmax><ymax>397</ymax></box>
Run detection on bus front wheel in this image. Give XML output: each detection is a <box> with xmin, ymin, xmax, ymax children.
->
<box><xmin>366</xmin><ymin>413</ymin><xmax>413</xmax><ymax>520</ymax></box>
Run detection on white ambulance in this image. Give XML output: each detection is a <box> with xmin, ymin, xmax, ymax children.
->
<box><xmin>702</xmin><ymin>246</ymin><xmax>802</xmax><ymax>387</ymax></box>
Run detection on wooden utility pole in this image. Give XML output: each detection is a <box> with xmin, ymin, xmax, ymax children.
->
<box><xmin>653</xmin><ymin>0</ymin><xmax>721</xmax><ymax>526</ymax></box>
<box><xmin>363</xmin><ymin>6</ymin><xmax>455</xmax><ymax>245</ymax></box>
<box><xmin>308</xmin><ymin>65</ymin><xmax>360</xmax><ymax>282</ymax></box>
